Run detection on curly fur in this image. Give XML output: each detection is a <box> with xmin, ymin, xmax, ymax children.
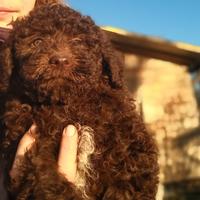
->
<box><xmin>0</xmin><ymin>3</ymin><xmax>159</xmax><ymax>200</ymax></box>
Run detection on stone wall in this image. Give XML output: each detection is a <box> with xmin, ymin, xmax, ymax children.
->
<box><xmin>123</xmin><ymin>53</ymin><xmax>200</xmax><ymax>200</ymax></box>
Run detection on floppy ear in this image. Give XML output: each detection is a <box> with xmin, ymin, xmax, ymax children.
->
<box><xmin>101</xmin><ymin>32</ymin><xmax>124</xmax><ymax>89</ymax></box>
<box><xmin>0</xmin><ymin>45</ymin><xmax>14</xmax><ymax>94</ymax></box>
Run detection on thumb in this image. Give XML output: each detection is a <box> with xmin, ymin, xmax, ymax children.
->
<box><xmin>57</xmin><ymin>125</ymin><xmax>78</xmax><ymax>183</ymax></box>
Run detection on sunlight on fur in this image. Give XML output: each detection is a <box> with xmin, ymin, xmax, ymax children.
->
<box><xmin>75</xmin><ymin>126</ymin><xmax>97</xmax><ymax>199</ymax></box>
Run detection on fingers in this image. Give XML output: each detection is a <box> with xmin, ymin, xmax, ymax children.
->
<box><xmin>9</xmin><ymin>124</ymin><xmax>79</xmax><ymax>184</ymax></box>
<box><xmin>57</xmin><ymin>125</ymin><xmax>78</xmax><ymax>183</ymax></box>
<box><xmin>9</xmin><ymin>124</ymin><xmax>36</xmax><ymax>180</ymax></box>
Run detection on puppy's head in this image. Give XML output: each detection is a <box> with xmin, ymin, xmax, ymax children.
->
<box><xmin>0</xmin><ymin>3</ymin><xmax>124</xmax><ymax>103</ymax></box>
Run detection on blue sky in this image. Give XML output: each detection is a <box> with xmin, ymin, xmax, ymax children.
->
<box><xmin>66</xmin><ymin>0</ymin><xmax>200</xmax><ymax>46</ymax></box>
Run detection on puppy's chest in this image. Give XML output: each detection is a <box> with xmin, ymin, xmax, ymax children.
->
<box><xmin>32</xmin><ymin>102</ymin><xmax>102</xmax><ymax>137</ymax></box>
<box><xmin>31</xmin><ymin>105</ymin><xmax>115</xmax><ymax>198</ymax></box>
<box><xmin>32</xmin><ymin>103</ymin><xmax>115</xmax><ymax>158</ymax></box>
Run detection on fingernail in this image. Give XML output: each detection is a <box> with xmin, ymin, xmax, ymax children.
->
<box><xmin>28</xmin><ymin>124</ymin><xmax>37</xmax><ymax>137</ymax></box>
<box><xmin>64</xmin><ymin>125</ymin><xmax>76</xmax><ymax>136</ymax></box>
<box><xmin>30</xmin><ymin>124</ymin><xmax>37</xmax><ymax>132</ymax></box>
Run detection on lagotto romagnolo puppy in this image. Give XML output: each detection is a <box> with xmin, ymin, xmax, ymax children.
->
<box><xmin>0</xmin><ymin>3</ymin><xmax>159</xmax><ymax>200</ymax></box>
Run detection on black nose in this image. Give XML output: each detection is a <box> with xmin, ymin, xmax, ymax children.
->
<box><xmin>49</xmin><ymin>56</ymin><xmax>69</xmax><ymax>66</ymax></box>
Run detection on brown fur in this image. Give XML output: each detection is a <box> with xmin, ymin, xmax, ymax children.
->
<box><xmin>0</xmin><ymin>3</ymin><xmax>159</xmax><ymax>200</ymax></box>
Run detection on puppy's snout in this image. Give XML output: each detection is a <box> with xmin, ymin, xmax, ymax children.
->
<box><xmin>49</xmin><ymin>55</ymin><xmax>69</xmax><ymax>66</ymax></box>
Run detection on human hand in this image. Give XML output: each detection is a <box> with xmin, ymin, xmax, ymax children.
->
<box><xmin>9</xmin><ymin>124</ymin><xmax>78</xmax><ymax>183</ymax></box>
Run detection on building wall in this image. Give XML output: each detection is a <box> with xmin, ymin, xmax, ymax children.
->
<box><xmin>123</xmin><ymin>53</ymin><xmax>200</xmax><ymax>200</ymax></box>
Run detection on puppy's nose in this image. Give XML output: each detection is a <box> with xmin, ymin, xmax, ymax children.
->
<box><xmin>49</xmin><ymin>56</ymin><xmax>69</xmax><ymax>66</ymax></box>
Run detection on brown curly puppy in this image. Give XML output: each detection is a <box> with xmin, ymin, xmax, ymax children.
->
<box><xmin>0</xmin><ymin>3</ymin><xmax>159</xmax><ymax>200</ymax></box>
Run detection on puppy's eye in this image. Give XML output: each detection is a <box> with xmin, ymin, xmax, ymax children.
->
<box><xmin>69</xmin><ymin>38</ymin><xmax>82</xmax><ymax>43</ymax></box>
<box><xmin>32</xmin><ymin>39</ymin><xmax>43</xmax><ymax>47</ymax></box>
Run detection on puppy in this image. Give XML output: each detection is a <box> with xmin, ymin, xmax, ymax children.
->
<box><xmin>0</xmin><ymin>3</ymin><xmax>159</xmax><ymax>200</ymax></box>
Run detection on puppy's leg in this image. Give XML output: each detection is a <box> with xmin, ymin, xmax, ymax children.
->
<box><xmin>1</xmin><ymin>100</ymin><xmax>33</xmax><ymax>150</ymax></box>
<box><xmin>0</xmin><ymin>100</ymin><xmax>34</xmax><ymax>198</ymax></box>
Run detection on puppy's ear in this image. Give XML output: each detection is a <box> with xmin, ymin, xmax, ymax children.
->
<box><xmin>0</xmin><ymin>45</ymin><xmax>14</xmax><ymax>94</ymax></box>
<box><xmin>101</xmin><ymin>32</ymin><xmax>124</xmax><ymax>89</ymax></box>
